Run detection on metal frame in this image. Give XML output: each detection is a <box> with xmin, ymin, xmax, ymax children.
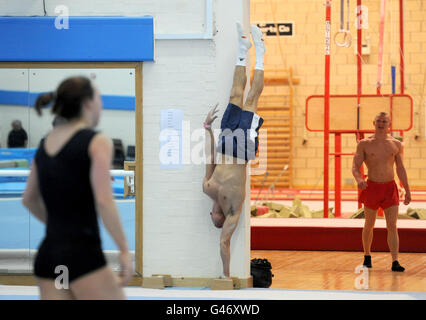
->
<box><xmin>305</xmin><ymin>93</ymin><xmax>414</xmax><ymax>133</ymax></box>
<box><xmin>317</xmin><ymin>0</ymin><xmax>409</xmax><ymax>218</ymax></box>
<box><xmin>0</xmin><ymin>61</ymin><xmax>144</xmax><ymax>282</ymax></box>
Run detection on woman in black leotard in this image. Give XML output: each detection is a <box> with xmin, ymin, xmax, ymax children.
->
<box><xmin>22</xmin><ymin>76</ymin><xmax>133</xmax><ymax>300</ymax></box>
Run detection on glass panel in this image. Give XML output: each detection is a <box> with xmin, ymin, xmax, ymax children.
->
<box><xmin>0</xmin><ymin>68</ymin><xmax>31</xmax><ymax>274</ymax></box>
<box><xmin>28</xmin><ymin>68</ymin><xmax>136</xmax><ymax>275</ymax></box>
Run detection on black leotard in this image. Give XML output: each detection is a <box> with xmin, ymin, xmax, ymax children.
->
<box><xmin>33</xmin><ymin>128</ymin><xmax>107</xmax><ymax>283</ymax></box>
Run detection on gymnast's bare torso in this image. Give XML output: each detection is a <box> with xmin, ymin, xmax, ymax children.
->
<box><xmin>203</xmin><ymin>154</ymin><xmax>246</xmax><ymax>221</ymax></box>
<box><xmin>357</xmin><ymin>135</ymin><xmax>401</xmax><ymax>183</ymax></box>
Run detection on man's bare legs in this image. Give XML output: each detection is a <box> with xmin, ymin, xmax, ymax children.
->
<box><xmin>384</xmin><ymin>206</ymin><xmax>399</xmax><ymax>261</ymax></box>
<box><xmin>362</xmin><ymin>207</ymin><xmax>377</xmax><ymax>267</ymax></box>
<box><xmin>244</xmin><ymin>25</ymin><xmax>265</xmax><ymax>113</ymax></box>
<box><xmin>229</xmin><ymin>66</ymin><xmax>247</xmax><ymax>108</ymax></box>
<box><xmin>231</xmin><ymin>24</ymin><xmax>265</xmax><ymax>113</ymax></box>
<box><xmin>362</xmin><ymin>205</ymin><xmax>405</xmax><ymax>271</ymax></box>
<box><xmin>244</xmin><ymin>70</ymin><xmax>264</xmax><ymax>113</ymax></box>
<box><xmin>229</xmin><ymin>23</ymin><xmax>251</xmax><ymax>108</ymax></box>
<box><xmin>384</xmin><ymin>205</ymin><xmax>405</xmax><ymax>271</ymax></box>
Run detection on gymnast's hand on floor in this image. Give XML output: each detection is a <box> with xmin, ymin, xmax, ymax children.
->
<box><xmin>205</xmin><ymin>103</ymin><xmax>219</xmax><ymax>126</ymax></box>
<box><xmin>118</xmin><ymin>251</ymin><xmax>133</xmax><ymax>286</ymax></box>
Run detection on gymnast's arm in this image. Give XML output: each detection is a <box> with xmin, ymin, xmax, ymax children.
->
<box><xmin>22</xmin><ymin>162</ymin><xmax>47</xmax><ymax>223</ymax></box>
<box><xmin>203</xmin><ymin>104</ymin><xmax>219</xmax><ymax>187</ymax></box>
<box><xmin>204</xmin><ymin>127</ymin><xmax>216</xmax><ymax>184</ymax></box>
<box><xmin>395</xmin><ymin>141</ymin><xmax>411</xmax><ymax>205</ymax></box>
<box><xmin>352</xmin><ymin>140</ymin><xmax>367</xmax><ymax>190</ymax></box>
<box><xmin>89</xmin><ymin>133</ymin><xmax>129</xmax><ymax>253</ymax></box>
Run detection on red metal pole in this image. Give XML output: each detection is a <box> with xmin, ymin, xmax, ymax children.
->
<box><xmin>330</xmin><ymin>152</ymin><xmax>354</xmax><ymax>156</ymax></box>
<box><xmin>377</xmin><ymin>0</ymin><xmax>386</xmax><ymax>95</ymax></box>
<box><xmin>357</xmin><ymin>0</ymin><xmax>362</xmax><ymax>102</ymax></box>
<box><xmin>390</xmin><ymin>94</ymin><xmax>393</xmax><ymax>132</ymax></box>
<box><xmin>358</xmin><ymin>133</ymin><xmax>365</xmax><ymax>209</ymax></box>
<box><xmin>335</xmin><ymin>133</ymin><xmax>341</xmax><ymax>217</ymax></box>
<box><xmin>324</xmin><ymin>0</ymin><xmax>332</xmax><ymax>218</ymax></box>
<box><xmin>399</xmin><ymin>0</ymin><xmax>405</xmax><ymax>94</ymax></box>
<box><xmin>356</xmin><ymin>0</ymin><xmax>362</xmax><ymax>142</ymax></box>
<box><xmin>357</xmin><ymin>0</ymin><xmax>363</xmax><ymax>209</ymax></box>
<box><xmin>387</xmin><ymin>0</ymin><xmax>405</xmax><ymax>216</ymax></box>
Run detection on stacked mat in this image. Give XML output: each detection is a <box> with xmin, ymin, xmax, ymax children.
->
<box><xmin>251</xmin><ymin>199</ymin><xmax>335</xmax><ymax>218</ymax></box>
<box><xmin>252</xmin><ymin>199</ymin><xmax>426</xmax><ymax>220</ymax></box>
<box><xmin>349</xmin><ymin>207</ymin><xmax>426</xmax><ymax>219</ymax></box>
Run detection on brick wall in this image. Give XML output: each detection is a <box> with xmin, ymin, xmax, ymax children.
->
<box><xmin>0</xmin><ymin>0</ymin><xmax>252</xmax><ymax>279</ymax></box>
<box><xmin>251</xmin><ymin>0</ymin><xmax>426</xmax><ymax>189</ymax></box>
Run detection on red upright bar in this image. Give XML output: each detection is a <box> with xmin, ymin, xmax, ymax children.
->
<box><xmin>358</xmin><ymin>133</ymin><xmax>365</xmax><ymax>209</ymax></box>
<box><xmin>324</xmin><ymin>0</ymin><xmax>332</xmax><ymax>218</ymax></box>
<box><xmin>399</xmin><ymin>0</ymin><xmax>405</xmax><ymax>94</ymax></box>
<box><xmin>335</xmin><ymin>133</ymin><xmax>342</xmax><ymax>217</ymax></box>
<box><xmin>399</xmin><ymin>0</ymin><xmax>405</xmax><ymax>181</ymax></box>
<box><xmin>357</xmin><ymin>0</ymin><xmax>363</xmax><ymax>209</ymax></box>
<box><xmin>377</xmin><ymin>0</ymin><xmax>386</xmax><ymax>95</ymax></box>
<box><xmin>357</xmin><ymin>0</ymin><xmax>362</xmax><ymax>100</ymax></box>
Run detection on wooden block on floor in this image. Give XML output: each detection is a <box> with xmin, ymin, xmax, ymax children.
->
<box><xmin>231</xmin><ymin>277</ymin><xmax>241</xmax><ymax>289</ymax></box>
<box><xmin>142</xmin><ymin>276</ymin><xmax>165</xmax><ymax>289</ymax></box>
<box><xmin>152</xmin><ymin>274</ymin><xmax>173</xmax><ymax>287</ymax></box>
<box><xmin>244</xmin><ymin>276</ymin><xmax>253</xmax><ymax>289</ymax></box>
<box><xmin>210</xmin><ymin>278</ymin><xmax>234</xmax><ymax>290</ymax></box>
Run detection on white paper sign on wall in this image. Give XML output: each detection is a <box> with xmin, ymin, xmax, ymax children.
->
<box><xmin>159</xmin><ymin>109</ymin><xmax>184</xmax><ymax>170</ymax></box>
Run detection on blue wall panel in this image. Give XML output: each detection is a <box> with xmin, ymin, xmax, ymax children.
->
<box><xmin>0</xmin><ymin>16</ymin><xmax>154</xmax><ymax>61</ymax></box>
<box><xmin>0</xmin><ymin>90</ymin><xmax>135</xmax><ymax>111</ymax></box>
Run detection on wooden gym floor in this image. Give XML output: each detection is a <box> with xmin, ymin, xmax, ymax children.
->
<box><xmin>250</xmin><ymin>250</ymin><xmax>426</xmax><ymax>292</ymax></box>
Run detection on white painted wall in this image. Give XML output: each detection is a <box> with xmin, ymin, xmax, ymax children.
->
<box><xmin>0</xmin><ymin>0</ymin><xmax>206</xmax><ymax>34</ymax></box>
<box><xmin>0</xmin><ymin>0</ymin><xmax>252</xmax><ymax>280</ymax></box>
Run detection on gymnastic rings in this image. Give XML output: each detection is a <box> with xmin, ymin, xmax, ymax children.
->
<box><xmin>335</xmin><ymin>0</ymin><xmax>352</xmax><ymax>48</ymax></box>
<box><xmin>334</xmin><ymin>30</ymin><xmax>352</xmax><ymax>48</ymax></box>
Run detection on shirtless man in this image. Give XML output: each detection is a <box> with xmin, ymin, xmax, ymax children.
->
<box><xmin>352</xmin><ymin>112</ymin><xmax>411</xmax><ymax>272</ymax></box>
<box><xmin>202</xmin><ymin>23</ymin><xmax>265</xmax><ymax>279</ymax></box>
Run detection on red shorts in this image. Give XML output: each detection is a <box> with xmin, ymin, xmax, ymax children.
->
<box><xmin>359</xmin><ymin>180</ymin><xmax>399</xmax><ymax>210</ymax></box>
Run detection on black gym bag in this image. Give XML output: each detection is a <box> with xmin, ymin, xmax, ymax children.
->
<box><xmin>250</xmin><ymin>258</ymin><xmax>274</xmax><ymax>288</ymax></box>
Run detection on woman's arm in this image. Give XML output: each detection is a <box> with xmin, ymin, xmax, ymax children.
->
<box><xmin>89</xmin><ymin>133</ymin><xmax>128</xmax><ymax>253</ymax></box>
<box><xmin>22</xmin><ymin>162</ymin><xmax>47</xmax><ymax>223</ymax></box>
<box><xmin>89</xmin><ymin>133</ymin><xmax>133</xmax><ymax>285</ymax></box>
